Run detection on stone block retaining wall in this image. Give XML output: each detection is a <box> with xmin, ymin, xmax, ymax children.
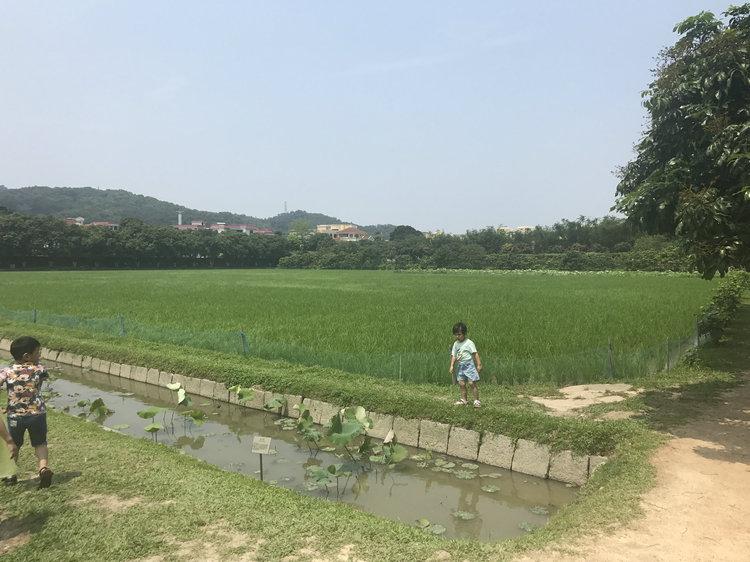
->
<box><xmin>0</xmin><ymin>338</ymin><xmax>606</xmax><ymax>485</ymax></box>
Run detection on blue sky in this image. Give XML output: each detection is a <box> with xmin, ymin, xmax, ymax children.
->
<box><xmin>0</xmin><ymin>1</ymin><xmax>733</xmax><ymax>231</ymax></box>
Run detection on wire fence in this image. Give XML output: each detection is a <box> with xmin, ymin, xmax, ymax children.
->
<box><xmin>0</xmin><ymin>306</ymin><xmax>706</xmax><ymax>386</ymax></box>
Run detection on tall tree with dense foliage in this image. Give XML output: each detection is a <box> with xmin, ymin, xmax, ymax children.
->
<box><xmin>615</xmin><ymin>5</ymin><xmax>750</xmax><ymax>278</ymax></box>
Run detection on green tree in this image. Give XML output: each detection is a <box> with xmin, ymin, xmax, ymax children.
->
<box><xmin>389</xmin><ymin>225</ymin><xmax>423</xmax><ymax>241</ymax></box>
<box><xmin>615</xmin><ymin>5</ymin><xmax>750</xmax><ymax>278</ymax></box>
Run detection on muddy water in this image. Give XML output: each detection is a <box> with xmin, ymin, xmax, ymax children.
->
<box><xmin>44</xmin><ymin>363</ymin><xmax>576</xmax><ymax>541</ymax></box>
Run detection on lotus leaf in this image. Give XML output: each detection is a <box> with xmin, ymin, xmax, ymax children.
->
<box><xmin>166</xmin><ymin>382</ymin><xmax>181</xmax><ymax>391</ymax></box>
<box><xmin>518</xmin><ymin>522</ymin><xmax>534</xmax><ymax>532</ymax></box>
<box><xmin>480</xmin><ymin>473</ymin><xmax>504</xmax><ymax>479</ymax></box>
<box><xmin>137</xmin><ymin>407</ymin><xmax>161</xmax><ymax>420</ymax></box>
<box><xmin>416</xmin><ymin>518</ymin><xmax>431</xmax><ymax>529</ymax></box>
<box><xmin>460</xmin><ymin>463</ymin><xmax>479</xmax><ymax>470</ymax></box>
<box><xmin>454</xmin><ymin>469</ymin><xmax>477</xmax><ymax>480</ymax></box>
<box><xmin>452</xmin><ymin>511</ymin><xmax>477</xmax><ymax>521</ymax></box>
<box><xmin>144</xmin><ymin>423</ymin><xmax>162</xmax><ymax>433</ymax></box>
<box><xmin>481</xmin><ymin>484</ymin><xmax>500</xmax><ymax>493</ymax></box>
<box><xmin>428</xmin><ymin>524</ymin><xmax>446</xmax><ymax>535</ymax></box>
<box><xmin>529</xmin><ymin>505</ymin><xmax>549</xmax><ymax>516</ymax></box>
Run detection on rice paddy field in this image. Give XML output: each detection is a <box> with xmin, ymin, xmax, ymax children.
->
<box><xmin>0</xmin><ymin>269</ymin><xmax>716</xmax><ymax>385</ymax></box>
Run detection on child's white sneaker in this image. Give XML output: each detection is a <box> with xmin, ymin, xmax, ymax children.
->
<box><xmin>454</xmin><ymin>399</ymin><xmax>468</xmax><ymax>406</ymax></box>
<box><xmin>473</xmin><ymin>400</ymin><xmax>481</xmax><ymax>408</ymax></box>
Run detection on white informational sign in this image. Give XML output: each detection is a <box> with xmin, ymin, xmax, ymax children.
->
<box><xmin>251</xmin><ymin>435</ymin><xmax>272</xmax><ymax>455</ymax></box>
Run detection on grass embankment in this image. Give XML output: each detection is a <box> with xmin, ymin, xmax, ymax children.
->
<box><xmin>5</xmin><ymin>301</ymin><xmax>748</xmax><ymax>561</ymax></box>
<box><xmin>0</xmin><ymin>318</ymin><xmax>641</xmax><ymax>456</ymax></box>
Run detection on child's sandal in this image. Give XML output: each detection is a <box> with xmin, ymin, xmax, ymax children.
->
<box><xmin>454</xmin><ymin>399</ymin><xmax>468</xmax><ymax>406</ymax></box>
<box><xmin>473</xmin><ymin>400</ymin><xmax>481</xmax><ymax>408</ymax></box>
<box><xmin>38</xmin><ymin>467</ymin><xmax>53</xmax><ymax>489</ymax></box>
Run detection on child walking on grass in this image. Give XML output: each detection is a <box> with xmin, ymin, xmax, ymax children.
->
<box><xmin>0</xmin><ymin>336</ymin><xmax>53</xmax><ymax>488</ymax></box>
<box><xmin>449</xmin><ymin>322</ymin><xmax>482</xmax><ymax>408</ymax></box>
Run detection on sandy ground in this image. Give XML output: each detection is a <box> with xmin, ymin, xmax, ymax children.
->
<box><xmin>529</xmin><ymin>384</ymin><xmax>641</xmax><ymax>416</ymax></box>
<box><xmin>519</xmin><ymin>375</ymin><xmax>750</xmax><ymax>561</ymax></box>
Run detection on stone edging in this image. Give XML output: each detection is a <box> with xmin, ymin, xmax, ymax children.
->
<box><xmin>0</xmin><ymin>339</ymin><xmax>607</xmax><ymax>486</ymax></box>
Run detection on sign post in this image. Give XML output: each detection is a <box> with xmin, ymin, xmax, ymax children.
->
<box><xmin>251</xmin><ymin>435</ymin><xmax>272</xmax><ymax>481</ymax></box>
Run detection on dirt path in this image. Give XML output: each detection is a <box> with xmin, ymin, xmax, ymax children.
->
<box><xmin>519</xmin><ymin>375</ymin><xmax>750</xmax><ymax>562</ymax></box>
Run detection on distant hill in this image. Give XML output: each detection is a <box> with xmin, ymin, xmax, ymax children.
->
<box><xmin>0</xmin><ymin>186</ymin><xmax>351</xmax><ymax>232</ymax></box>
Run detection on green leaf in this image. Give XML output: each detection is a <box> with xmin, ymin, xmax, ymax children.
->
<box><xmin>76</xmin><ymin>399</ymin><xmax>90</xmax><ymax>408</ymax></box>
<box><xmin>389</xmin><ymin>444</ymin><xmax>408</xmax><ymax>463</ymax></box>
<box><xmin>452</xmin><ymin>510</ymin><xmax>477</xmax><ymax>520</ymax></box>
<box><xmin>137</xmin><ymin>408</ymin><xmax>161</xmax><ymax>420</ymax></box>
<box><xmin>416</xmin><ymin>518</ymin><xmax>431</xmax><ymax>529</ymax></box>
<box><xmin>177</xmin><ymin>388</ymin><xmax>188</xmax><ymax>404</ymax></box>
<box><xmin>427</xmin><ymin>524</ymin><xmax>446</xmax><ymax>535</ymax></box>
<box><xmin>144</xmin><ymin>423</ymin><xmax>162</xmax><ymax>433</ymax></box>
<box><xmin>460</xmin><ymin>462</ymin><xmax>479</xmax><ymax>470</ymax></box>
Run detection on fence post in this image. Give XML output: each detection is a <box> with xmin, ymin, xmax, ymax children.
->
<box><xmin>32</xmin><ymin>308</ymin><xmax>37</xmax><ymax>323</ymax></box>
<box><xmin>118</xmin><ymin>315</ymin><xmax>126</xmax><ymax>337</ymax></box>
<box><xmin>607</xmin><ymin>339</ymin><xmax>614</xmax><ymax>378</ymax></box>
<box><xmin>240</xmin><ymin>331</ymin><xmax>250</xmax><ymax>355</ymax></box>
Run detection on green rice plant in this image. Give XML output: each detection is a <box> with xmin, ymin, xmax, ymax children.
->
<box><xmin>0</xmin><ymin>269</ymin><xmax>719</xmax><ymax>385</ymax></box>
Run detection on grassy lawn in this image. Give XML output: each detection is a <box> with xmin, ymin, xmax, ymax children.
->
<box><xmin>1</xmin><ymin>298</ymin><xmax>747</xmax><ymax>560</ymax></box>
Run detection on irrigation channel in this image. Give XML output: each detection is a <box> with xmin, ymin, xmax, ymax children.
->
<box><xmin>42</xmin><ymin>361</ymin><xmax>576</xmax><ymax>541</ymax></box>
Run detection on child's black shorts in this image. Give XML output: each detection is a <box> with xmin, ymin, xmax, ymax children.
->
<box><xmin>7</xmin><ymin>413</ymin><xmax>48</xmax><ymax>448</ymax></box>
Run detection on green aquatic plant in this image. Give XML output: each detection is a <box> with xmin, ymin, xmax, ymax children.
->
<box><xmin>89</xmin><ymin>398</ymin><xmax>114</xmax><ymax>419</ymax></box>
<box><xmin>263</xmin><ymin>395</ymin><xmax>287</xmax><ymax>413</ymax></box>
<box><xmin>228</xmin><ymin>385</ymin><xmax>254</xmax><ymax>403</ymax></box>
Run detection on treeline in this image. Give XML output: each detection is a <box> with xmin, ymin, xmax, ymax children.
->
<box><xmin>0</xmin><ymin>211</ymin><xmax>693</xmax><ymax>272</ymax></box>
<box><xmin>0</xmin><ymin>213</ymin><xmax>292</xmax><ymax>268</ymax></box>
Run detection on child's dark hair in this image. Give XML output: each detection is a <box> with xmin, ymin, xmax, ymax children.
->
<box><xmin>452</xmin><ymin>322</ymin><xmax>467</xmax><ymax>335</ymax></box>
<box><xmin>10</xmin><ymin>336</ymin><xmax>41</xmax><ymax>361</ymax></box>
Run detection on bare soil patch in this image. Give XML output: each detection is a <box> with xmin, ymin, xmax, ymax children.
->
<box><xmin>529</xmin><ymin>383</ymin><xmax>641</xmax><ymax>416</ymax></box>
<box><xmin>71</xmin><ymin>493</ymin><xmax>144</xmax><ymax>513</ymax></box>
<box><xmin>0</xmin><ymin>516</ymin><xmax>31</xmax><ymax>556</ymax></box>
<box><xmin>518</xmin><ymin>375</ymin><xmax>750</xmax><ymax>561</ymax></box>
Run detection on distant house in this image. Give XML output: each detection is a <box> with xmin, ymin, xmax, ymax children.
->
<box><xmin>64</xmin><ymin>217</ymin><xmax>85</xmax><ymax>226</ymax></box>
<box><xmin>316</xmin><ymin>223</ymin><xmax>357</xmax><ymax>234</ymax></box>
<box><xmin>328</xmin><ymin>226</ymin><xmax>370</xmax><ymax>242</ymax></box>
<box><xmin>174</xmin><ymin>220</ymin><xmax>274</xmax><ymax>235</ymax></box>
<box><xmin>497</xmin><ymin>225</ymin><xmax>533</xmax><ymax>233</ymax></box>
<box><xmin>86</xmin><ymin>221</ymin><xmax>119</xmax><ymax>231</ymax></box>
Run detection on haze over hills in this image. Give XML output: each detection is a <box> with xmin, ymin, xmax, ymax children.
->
<box><xmin>0</xmin><ymin>186</ymin><xmax>396</xmax><ymax>235</ymax></box>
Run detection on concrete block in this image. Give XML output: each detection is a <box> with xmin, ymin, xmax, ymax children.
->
<box><xmin>477</xmin><ymin>432</ymin><xmax>515</xmax><ymax>469</ymax></box>
<box><xmin>366</xmin><ymin>412</ymin><xmax>393</xmax><ymax>440</ymax></box>
<box><xmin>285</xmin><ymin>394</ymin><xmax>303</xmax><ymax>418</ymax></box>
<box><xmin>549</xmin><ymin>450</ymin><xmax>589</xmax><ymax>486</ymax></box>
<box><xmin>447</xmin><ymin>427</ymin><xmax>481</xmax><ymax>461</ymax></box>
<box><xmin>79</xmin><ymin>356</ymin><xmax>92</xmax><ymax>370</ymax></box>
<box><xmin>132</xmin><ymin>366</ymin><xmax>149</xmax><ymax>383</ymax></box>
<box><xmin>418</xmin><ymin>420</ymin><xmax>450</xmax><ymax>454</ymax></box>
<box><xmin>119</xmin><ymin>364</ymin><xmax>132</xmax><ymax>379</ymax></box>
<box><xmin>99</xmin><ymin>360</ymin><xmax>111</xmax><ymax>374</ymax></box>
<box><xmin>40</xmin><ymin>347</ymin><xmax>52</xmax><ymax>359</ymax></box>
<box><xmin>70</xmin><ymin>354</ymin><xmax>83</xmax><ymax>368</ymax></box>
<box><xmin>57</xmin><ymin>352</ymin><xmax>73</xmax><ymax>365</ymax></box>
<box><xmin>171</xmin><ymin>373</ymin><xmax>187</xmax><ymax>390</ymax></box>
<box><xmin>158</xmin><ymin>371</ymin><xmax>173</xmax><ymax>387</ymax></box>
<box><xmin>392</xmin><ymin>416</ymin><xmax>420</xmax><ymax>447</ymax></box>
<box><xmin>511</xmin><ymin>439</ymin><xmax>551</xmax><ymax>479</ymax></box>
<box><xmin>589</xmin><ymin>455</ymin><xmax>608</xmax><ymax>477</ymax></box>
<box><xmin>109</xmin><ymin>363</ymin><xmax>122</xmax><ymax>377</ymax></box>
<box><xmin>184</xmin><ymin>375</ymin><xmax>200</xmax><ymax>395</ymax></box>
<box><xmin>307</xmin><ymin>399</ymin><xmax>340</xmax><ymax>426</ymax></box>
<box><xmin>146</xmin><ymin>368</ymin><xmax>160</xmax><ymax>386</ymax></box>
<box><xmin>90</xmin><ymin>358</ymin><xmax>101</xmax><ymax>372</ymax></box>
<box><xmin>47</xmin><ymin>350</ymin><xmax>59</xmax><ymax>362</ymax></box>
<box><xmin>212</xmin><ymin>382</ymin><xmax>229</xmax><ymax>402</ymax></box>
<box><xmin>0</xmin><ymin>339</ymin><xmax>11</xmax><ymax>351</ymax></box>
<box><xmin>198</xmin><ymin>379</ymin><xmax>216</xmax><ymax>399</ymax></box>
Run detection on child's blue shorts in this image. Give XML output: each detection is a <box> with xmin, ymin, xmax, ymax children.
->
<box><xmin>456</xmin><ymin>361</ymin><xmax>480</xmax><ymax>382</ymax></box>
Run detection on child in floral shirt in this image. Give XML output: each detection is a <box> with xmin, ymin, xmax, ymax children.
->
<box><xmin>1</xmin><ymin>336</ymin><xmax>53</xmax><ymax>488</ymax></box>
